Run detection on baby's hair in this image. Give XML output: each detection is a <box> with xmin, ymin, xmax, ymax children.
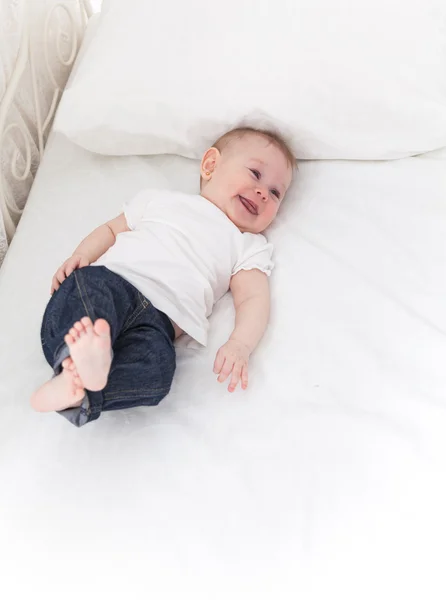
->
<box><xmin>212</xmin><ymin>126</ymin><xmax>297</xmax><ymax>169</ymax></box>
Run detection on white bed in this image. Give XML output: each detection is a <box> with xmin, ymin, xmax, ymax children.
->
<box><xmin>1</xmin><ymin>127</ymin><xmax>446</xmax><ymax>598</ymax></box>
<box><xmin>2</xmin><ymin>1</ymin><xmax>446</xmax><ymax>598</ymax></box>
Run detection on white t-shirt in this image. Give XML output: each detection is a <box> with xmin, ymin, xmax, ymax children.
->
<box><xmin>94</xmin><ymin>190</ymin><xmax>274</xmax><ymax>346</ymax></box>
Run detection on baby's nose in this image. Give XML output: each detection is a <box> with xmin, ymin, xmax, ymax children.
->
<box><xmin>256</xmin><ymin>188</ymin><xmax>268</xmax><ymax>201</ymax></box>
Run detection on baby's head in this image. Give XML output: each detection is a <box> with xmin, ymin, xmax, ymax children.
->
<box><xmin>200</xmin><ymin>127</ymin><xmax>295</xmax><ymax>234</ymax></box>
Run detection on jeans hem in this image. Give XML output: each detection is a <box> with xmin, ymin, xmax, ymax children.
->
<box><xmin>57</xmin><ymin>396</ymin><xmax>91</xmax><ymax>427</ymax></box>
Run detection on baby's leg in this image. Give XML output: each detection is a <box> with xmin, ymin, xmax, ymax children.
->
<box><xmin>35</xmin><ymin>266</ymin><xmax>151</xmax><ymax>424</ymax></box>
<box><xmin>97</xmin><ymin>307</ymin><xmax>176</xmax><ymax>413</ymax></box>
<box><xmin>39</xmin><ymin>266</ymin><xmax>129</xmax><ymax>376</ymax></box>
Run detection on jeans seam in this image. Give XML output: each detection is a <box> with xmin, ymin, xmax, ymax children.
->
<box><xmin>137</xmin><ymin>291</ymin><xmax>149</xmax><ymax>308</ymax></box>
<box><xmin>104</xmin><ymin>387</ymin><xmax>171</xmax><ymax>399</ymax></box>
<box><xmin>42</xmin><ymin>303</ymin><xmax>54</xmax><ymax>349</ymax></box>
<box><xmin>122</xmin><ymin>303</ymin><xmax>148</xmax><ymax>331</ymax></box>
<box><xmin>74</xmin><ymin>270</ymin><xmax>94</xmax><ymax>319</ymax></box>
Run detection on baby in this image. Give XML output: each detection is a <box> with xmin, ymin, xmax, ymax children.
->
<box><xmin>31</xmin><ymin>127</ymin><xmax>295</xmax><ymax>427</ymax></box>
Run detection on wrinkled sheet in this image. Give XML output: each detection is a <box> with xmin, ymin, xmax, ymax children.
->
<box><xmin>1</xmin><ymin>133</ymin><xmax>446</xmax><ymax>599</ymax></box>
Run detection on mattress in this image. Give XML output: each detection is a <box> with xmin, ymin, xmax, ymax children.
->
<box><xmin>1</xmin><ymin>131</ymin><xmax>446</xmax><ymax>599</ymax></box>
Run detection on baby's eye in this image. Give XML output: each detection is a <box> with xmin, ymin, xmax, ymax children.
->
<box><xmin>249</xmin><ymin>168</ymin><xmax>261</xmax><ymax>179</ymax></box>
<box><xmin>271</xmin><ymin>189</ymin><xmax>280</xmax><ymax>200</ymax></box>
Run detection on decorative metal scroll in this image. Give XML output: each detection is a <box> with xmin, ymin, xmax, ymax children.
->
<box><xmin>0</xmin><ymin>0</ymin><xmax>92</xmax><ymax>264</ymax></box>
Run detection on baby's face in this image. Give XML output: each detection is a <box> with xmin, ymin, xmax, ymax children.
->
<box><xmin>200</xmin><ymin>135</ymin><xmax>293</xmax><ymax>234</ymax></box>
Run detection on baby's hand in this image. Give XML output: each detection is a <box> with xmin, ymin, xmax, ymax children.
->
<box><xmin>51</xmin><ymin>254</ymin><xmax>90</xmax><ymax>294</ymax></box>
<box><xmin>213</xmin><ymin>339</ymin><xmax>250</xmax><ymax>393</ymax></box>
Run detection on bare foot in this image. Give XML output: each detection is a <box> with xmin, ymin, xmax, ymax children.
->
<box><xmin>62</xmin><ymin>356</ymin><xmax>84</xmax><ymax>390</ymax></box>
<box><xmin>31</xmin><ymin>366</ymin><xmax>85</xmax><ymax>412</ymax></box>
<box><xmin>64</xmin><ymin>317</ymin><xmax>112</xmax><ymax>391</ymax></box>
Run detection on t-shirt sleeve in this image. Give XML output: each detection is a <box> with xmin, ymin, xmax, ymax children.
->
<box><xmin>232</xmin><ymin>233</ymin><xmax>274</xmax><ymax>277</ymax></box>
<box><xmin>123</xmin><ymin>190</ymin><xmax>153</xmax><ymax>230</ymax></box>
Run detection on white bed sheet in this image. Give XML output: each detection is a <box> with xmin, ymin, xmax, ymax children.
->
<box><xmin>1</xmin><ymin>132</ymin><xmax>446</xmax><ymax>599</ymax></box>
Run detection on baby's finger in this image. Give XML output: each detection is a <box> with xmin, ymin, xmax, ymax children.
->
<box><xmin>241</xmin><ymin>365</ymin><xmax>249</xmax><ymax>390</ymax></box>
<box><xmin>213</xmin><ymin>349</ymin><xmax>225</xmax><ymax>374</ymax></box>
<box><xmin>228</xmin><ymin>362</ymin><xmax>243</xmax><ymax>393</ymax></box>
<box><xmin>51</xmin><ymin>277</ymin><xmax>59</xmax><ymax>294</ymax></box>
<box><xmin>217</xmin><ymin>359</ymin><xmax>233</xmax><ymax>383</ymax></box>
<box><xmin>64</xmin><ymin>262</ymin><xmax>76</xmax><ymax>278</ymax></box>
<box><xmin>56</xmin><ymin>268</ymin><xmax>66</xmax><ymax>283</ymax></box>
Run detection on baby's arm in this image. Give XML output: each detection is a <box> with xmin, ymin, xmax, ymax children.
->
<box><xmin>213</xmin><ymin>269</ymin><xmax>270</xmax><ymax>392</ymax></box>
<box><xmin>73</xmin><ymin>213</ymin><xmax>129</xmax><ymax>262</ymax></box>
<box><xmin>51</xmin><ymin>213</ymin><xmax>130</xmax><ymax>293</ymax></box>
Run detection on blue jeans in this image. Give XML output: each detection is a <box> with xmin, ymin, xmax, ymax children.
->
<box><xmin>40</xmin><ymin>266</ymin><xmax>176</xmax><ymax>427</ymax></box>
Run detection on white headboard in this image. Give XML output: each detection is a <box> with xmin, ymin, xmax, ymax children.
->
<box><xmin>0</xmin><ymin>0</ymin><xmax>93</xmax><ymax>264</ymax></box>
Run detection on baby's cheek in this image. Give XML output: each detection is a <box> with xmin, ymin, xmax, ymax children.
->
<box><xmin>266</xmin><ymin>203</ymin><xmax>279</xmax><ymax>221</ymax></box>
<box><xmin>229</xmin><ymin>181</ymin><xmax>243</xmax><ymax>196</ymax></box>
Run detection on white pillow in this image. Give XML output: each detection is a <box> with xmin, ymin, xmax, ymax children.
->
<box><xmin>54</xmin><ymin>0</ymin><xmax>446</xmax><ymax>160</ymax></box>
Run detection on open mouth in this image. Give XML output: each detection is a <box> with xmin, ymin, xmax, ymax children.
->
<box><xmin>238</xmin><ymin>195</ymin><xmax>258</xmax><ymax>216</ymax></box>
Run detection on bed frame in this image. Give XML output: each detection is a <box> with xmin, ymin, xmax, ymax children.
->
<box><xmin>0</xmin><ymin>0</ymin><xmax>93</xmax><ymax>264</ymax></box>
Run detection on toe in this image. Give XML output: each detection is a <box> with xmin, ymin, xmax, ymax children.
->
<box><xmin>69</xmin><ymin>327</ymin><xmax>78</xmax><ymax>339</ymax></box>
<box><xmin>74</xmin><ymin>372</ymin><xmax>84</xmax><ymax>389</ymax></box>
<box><xmin>81</xmin><ymin>316</ymin><xmax>94</xmax><ymax>332</ymax></box>
<box><xmin>94</xmin><ymin>318</ymin><xmax>111</xmax><ymax>338</ymax></box>
<box><xmin>64</xmin><ymin>333</ymin><xmax>75</xmax><ymax>346</ymax></box>
<box><xmin>62</xmin><ymin>358</ymin><xmax>74</xmax><ymax>370</ymax></box>
<box><xmin>74</xmin><ymin>321</ymin><xmax>85</xmax><ymax>335</ymax></box>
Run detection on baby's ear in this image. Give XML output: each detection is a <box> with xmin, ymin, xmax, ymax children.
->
<box><xmin>200</xmin><ymin>147</ymin><xmax>220</xmax><ymax>181</ymax></box>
